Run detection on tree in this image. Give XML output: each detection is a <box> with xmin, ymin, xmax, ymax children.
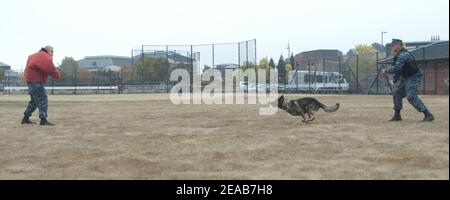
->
<box><xmin>285</xmin><ymin>63</ymin><xmax>293</xmax><ymax>83</ymax></box>
<box><xmin>258</xmin><ymin>57</ymin><xmax>271</xmax><ymax>82</ymax></box>
<box><xmin>58</xmin><ymin>57</ymin><xmax>78</xmax><ymax>79</ymax></box>
<box><xmin>96</xmin><ymin>68</ymin><xmax>120</xmax><ymax>85</ymax></box>
<box><xmin>241</xmin><ymin>61</ymin><xmax>257</xmax><ymax>70</ymax></box>
<box><xmin>345</xmin><ymin>44</ymin><xmax>379</xmax><ymax>92</ymax></box>
<box><xmin>57</xmin><ymin>57</ymin><xmax>79</xmax><ymax>85</ymax></box>
<box><xmin>269</xmin><ymin>58</ymin><xmax>276</xmax><ymax>69</ymax></box>
<box><xmin>237</xmin><ymin>61</ymin><xmax>258</xmax><ymax>83</ymax></box>
<box><xmin>354</xmin><ymin>44</ymin><xmax>377</xmax><ymax>55</ymax></box>
<box><xmin>135</xmin><ymin>57</ymin><xmax>170</xmax><ymax>82</ymax></box>
<box><xmin>120</xmin><ymin>64</ymin><xmax>133</xmax><ymax>84</ymax></box>
<box><xmin>259</xmin><ymin>57</ymin><xmax>270</xmax><ymax>69</ymax></box>
<box><xmin>277</xmin><ymin>55</ymin><xmax>286</xmax><ymax>84</ymax></box>
<box><xmin>78</xmin><ymin>68</ymin><xmax>92</xmax><ymax>83</ymax></box>
<box><xmin>290</xmin><ymin>53</ymin><xmax>296</xmax><ymax>70</ymax></box>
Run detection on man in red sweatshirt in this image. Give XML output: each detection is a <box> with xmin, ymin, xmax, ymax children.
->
<box><xmin>21</xmin><ymin>46</ymin><xmax>61</xmax><ymax>126</ymax></box>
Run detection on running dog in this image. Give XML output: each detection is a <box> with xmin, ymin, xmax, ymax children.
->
<box><xmin>275</xmin><ymin>95</ymin><xmax>339</xmax><ymax>122</ymax></box>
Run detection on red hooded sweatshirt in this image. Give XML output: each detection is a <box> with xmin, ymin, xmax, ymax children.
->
<box><xmin>24</xmin><ymin>50</ymin><xmax>61</xmax><ymax>83</ymax></box>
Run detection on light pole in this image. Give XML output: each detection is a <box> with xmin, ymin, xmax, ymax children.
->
<box><xmin>381</xmin><ymin>31</ymin><xmax>387</xmax><ymax>53</ymax></box>
<box><xmin>286</xmin><ymin>41</ymin><xmax>290</xmax><ymax>60</ymax></box>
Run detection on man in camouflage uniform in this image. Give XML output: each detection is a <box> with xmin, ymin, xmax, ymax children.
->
<box><xmin>21</xmin><ymin>46</ymin><xmax>61</xmax><ymax>126</ymax></box>
<box><xmin>383</xmin><ymin>39</ymin><xmax>434</xmax><ymax>122</ymax></box>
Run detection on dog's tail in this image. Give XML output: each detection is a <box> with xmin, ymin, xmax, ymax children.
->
<box><xmin>320</xmin><ymin>102</ymin><xmax>340</xmax><ymax>112</ymax></box>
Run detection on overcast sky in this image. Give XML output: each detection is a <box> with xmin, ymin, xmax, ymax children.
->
<box><xmin>1</xmin><ymin>0</ymin><xmax>449</xmax><ymax>71</ymax></box>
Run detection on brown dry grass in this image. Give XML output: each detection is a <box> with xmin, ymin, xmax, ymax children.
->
<box><xmin>0</xmin><ymin>94</ymin><xmax>448</xmax><ymax>180</ymax></box>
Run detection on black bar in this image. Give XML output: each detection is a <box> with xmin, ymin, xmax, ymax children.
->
<box><xmin>0</xmin><ymin>180</ymin><xmax>447</xmax><ymax>199</ymax></box>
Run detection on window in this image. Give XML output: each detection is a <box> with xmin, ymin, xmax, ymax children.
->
<box><xmin>316</xmin><ymin>75</ymin><xmax>323</xmax><ymax>83</ymax></box>
<box><xmin>304</xmin><ymin>74</ymin><xmax>313</xmax><ymax>83</ymax></box>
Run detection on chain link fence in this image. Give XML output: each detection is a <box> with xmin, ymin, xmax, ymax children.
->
<box><xmin>280</xmin><ymin>53</ymin><xmax>389</xmax><ymax>94</ymax></box>
<box><xmin>126</xmin><ymin>39</ymin><xmax>257</xmax><ymax>93</ymax></box>
<box><xmin>271</xmin><ymin>51</ymin><xmax>448</xmax><ymax>95</ymax></box>
<box><xmin>2</xmin><ymin>41</ymin><xmax>448</xmax><ymax>95</ymax></box>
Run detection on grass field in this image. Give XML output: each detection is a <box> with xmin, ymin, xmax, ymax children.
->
<box><xmin>0</xmin><ymin>94</ymin><xmax>448</xmax><ymax>179</ymax></box>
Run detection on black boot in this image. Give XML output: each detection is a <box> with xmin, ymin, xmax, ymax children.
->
<box><xmin>40</xmin><ymin>118</ymin><xmax>55</xmax><ymax>126</ymax></box>
<box><xmin>21</xmin><ymin>116</ymin><xmax>33</xmax><ymax>124</ymax></box>
<box><xmin>389</xmin><ymin>109</ymin><xmax>402</xmax><ymax>121</ymax></box>
<box><xmin>422</xmin><ymin>109</ymin><xmax>435</xmax><ymax>122</ymax></box>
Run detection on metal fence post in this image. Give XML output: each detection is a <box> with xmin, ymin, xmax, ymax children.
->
<box><xmin>74</xmin><ymin>66</ymin><xmax>78</xmax><ymax>95</ymax></box>
<box><xmin>119</xmin><ymin>73</ymin><xmax>122</xmax><ymax>94</ymax></box>
<box><xmin>166</xmin><ymin>45</ymin><xmax>169</xmax><ymax>93</ymax></box>
<box><xmin>357</xmin><ymin>54</ymin><xmax>360</xmax><ymax>93</ymax></box>
<box><xmin>376</xmin><ymin>52</ymin><xmax>379</xmax><ymax>94</ymax></box>
<box><xmin>348</xmin><ymin>66</ymin><xmax>351</xmax><ymax>93</ymax></box>
<box><xmin>423</xmin><ymin>47</ymin><xmax>426</xmax><ymax>94</ymax></box>
<box><xmin>254</xmin><ymin>39</ymin><xmax>257</xmax><ymax>66</ymax></box>
<box><xmin>246</xmin><ymin>41</ymin><xmax>249</xmax><ymax>64</ymax></box>
<box><xmin>141</xmin><ymin>45</ymin><xmax>144</xmax><ymax>82</ymax></box>
<box><xmin>51</xmin><ymin>78</ymin><xmax>54</xmax><ymax>95</ymax></box>
<box><xmin>131</xmin><ymin>50</ymin><xmax>134</xmax><ymax>82</ymax></box>
<box><xmin>1</xmin><ymin>77</ymin><xmax>4</xmax><ymax>95</ymax></box>
<box><xmin>236</xmin><ymin>43</ymin><xmax>239</xmax><ymax>67</ymax></box>
<box><xmin>190</xmin><ymin>45</ymin><xmax>194</xmax><ymax>93</ymax></box>
<box><xmin>308</xmin><ymin>61</ymin><xmax>311</xmax><ymax>94</ymax></box>
<box><xmin>97</xmin><ymin>68</ymin><xmax>100</xmax><ymax>94</ymax></box>
<box><xmin>109</xmin><ymin>70</ymin><xmax>112</xmax><ymax>94</ymax></box>
<box><xmin>338</xmin><ymin>56</ymin><xmax>341</xmax><ymax>93</ymax></box>
<box><xmin>323</xmin><ymin>58</ymin><xmax>326</xmax><ymax>91</ymax></box>
<box><xmin>296</xmin><ymin>69</ymin><xmax>299</xmax><ymax>92</ymax></box>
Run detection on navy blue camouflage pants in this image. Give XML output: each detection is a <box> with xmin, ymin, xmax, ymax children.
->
<box><xmin>393</xmin><ymin>73</ymin><xmax>428</xmax><ymax>112</ymax></box>
<box><xmin>23</xmin><ymin>82</ymin><xmax>48</xmax><ymax>119</ymax></box>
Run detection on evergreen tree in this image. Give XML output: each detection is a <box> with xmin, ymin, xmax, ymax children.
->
<box><xmin>277</xmin><ymin>55</ymin><xmax>286</xmax><ymax>84</ymax></box>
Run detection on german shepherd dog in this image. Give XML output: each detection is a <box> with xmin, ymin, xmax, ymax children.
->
<box><xmin>276</xmin><ymin>95</ymin><xmax>339</xmax><ymax>122</ymax></box>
